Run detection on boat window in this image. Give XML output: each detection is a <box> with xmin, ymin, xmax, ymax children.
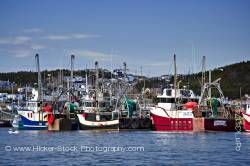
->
<box><xmin>84</xmin><ymin>102</ymin><xmax>96</xmax><ymax>107</ymax></box>
<box><xmin>85</xmin><ymin>102</ymin><xmax>92</xmax><ymax>107</ymax></box>
<box><xmin>28</xmin><ymin>103</ymin><xmax>37</xmax><ymax>107</ymax></box>
<box><xmin>105</xmin><ymin>102</ymin><xmax>110</xmax><ymax>107</ymax></box>
<box><xmin>159</xmin><ymin>98</ymin><xmax>175</xmax><ymax>103</ymax></box>
<box><xmin>180</xmin><ymin>90</ymin><xmax>191</xmax><ymax>97</ymax></box>
<box><xmin>160</xmin><ymin>98</ymin><xmax>166</xmax><ymax>103</ymax></box>
<box><xmin>166</xmin><ymin>90</ymin><xmax>172</xmax><ymax>96</ymax></box>
<box><xmin>99</xmin><ymin>102</ymin><xmax>110</xmax><ymax>108</ymax></box>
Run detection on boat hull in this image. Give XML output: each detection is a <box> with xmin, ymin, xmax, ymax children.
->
<box><xmin>151</xmin><ymin>113</ymin><xmax>236</xmax><ymax>132</ymax></box>
<box><xmin>19</xmin><ymin>115</ymin><xmax>48</xmax><ymax>130</ymax></box>
<box><xmin>77</xmin><ymin>114</ymin><xmax>119</xmax><ymax>130</ymax></box>
<box><xmin>244</xmin><ymin>120</ymin><xmax>250</xmax><ymax>132</ymax></box>
<box><xmin>243</xmin><ymin>113</ymin><xmax>250</xmax><ymax>131</ymax></box>
<box><xmin>151</xmin><ymin>113</ymin><xmax>193</xmax><ymax>131</ymax></box>
<box><xmin>79</xmin><ymin>123</ymin><xmax>118</xmax><ymax>130</ymax></box>
<box><xmin>0</xmin><ymin>120</ymin><xmax>12</xmax><ymax>127</ymax></box>
<box><xmin>119</xmin><ymin>118</ymin><xmax>152</xmax><ymax>129</ymax></box>
<box><xmin>203</xmin><ymin>118</ymin><xmax>236</xmax><ymax>132</ymax></box>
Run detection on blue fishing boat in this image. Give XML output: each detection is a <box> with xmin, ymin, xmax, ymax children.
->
<box><xmin>14</xmin><ymin>89</ymin><xmax>48</xmax><ymax>130</ymax></box>
<box><xmin>13</xmin><ymin>54</ymin><xmax>48</xmax><ymax>130</ymax></box>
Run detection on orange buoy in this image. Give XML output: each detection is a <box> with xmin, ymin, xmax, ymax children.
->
<box><xmin>185</xmin><ymin>102</ymin><xmax>198</xmax><ymax>109</ymax></box>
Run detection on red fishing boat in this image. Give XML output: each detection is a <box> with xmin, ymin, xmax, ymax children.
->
<box><xmin>242</xmin><ymin>101</ymin><xmax>250</xmax><ymax>131</ymax></box>
<box><xmin>150</xmin><ymin>55</ymin><xmax>198</xmax><ymax>131</ymax></box>
<box><xmin>150</xmin><ymin>88</ymin><xmax>198</xmax><ymax>131</ymax></box>
<box><xmin>194</xmin><ymin>74</ymin><xmax>237</xmax><ymax>132</ymax></box>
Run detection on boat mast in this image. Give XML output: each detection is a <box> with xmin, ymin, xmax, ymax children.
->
<box><xmin>95</xmin><ymin>61</ymin><xmax>99</xmax><ymax>109</ymax></box>
<box><xmin>201</xmin><ymin>56</ymin><xmax>206</xmax><ymax>93</ymax></box>
<box><xmin>123</xmin><ymin>62</ymin><xmax>127</xmax><ymax>82</ymax></box>
<box><xmin>240</xmin><ymin>87</ymin><xmax>242</xmax><ymax>110</ymax></box>
<box><xmin>70</xmin><ymin>54</ymin><xmax>75</xmax><ymax>102</ymax></box>
<box><xmin>208</xmin><ymin>70</ymin><xmax>212</xmax><ymax>98</ymax></box>
<box><xmin>35</xmin><ymin>53</ymin><xmax>42</xmax><ymax>102</ymax></box>
<box><xmin>140</xmin><ymin>66</ymin><xmax>146</xmax><ymax>110</ymax></box>
<box><xmin>95</xmin><ymin>61</ymin><xmax>99</xmax><ymax>92</ymax></box>
<box><xmin>174</xmin><ymin>54</ymin><xmax>177</xmax><ymax>104</ymax></box>
<box><xmin>123</xmin><ymin>62</ymin><xmax>127</xmax><ymax>94</ymax></box>
<box><xmin>85</xmin><ymin>69</ymin><xmax>88</xmax><ymax>93</ymax></box>
<box><xmin>110</xmin><ymin>51</ymin><xmax>113</xmax><ymax>106</ymax></box>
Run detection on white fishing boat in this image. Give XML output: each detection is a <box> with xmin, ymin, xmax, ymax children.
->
<box><xmin>77</xmin><ymin>61</ymin><xmax>119</xmax><ymax>130</ymax></box>
<box><xmin>77</xmin><ymin>97</ymin><xmax>119</xmax><ymax>130</ymax></box>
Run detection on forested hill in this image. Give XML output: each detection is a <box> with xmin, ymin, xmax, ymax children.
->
<box><xmin>181</xmin><ymin>61</ymin><xmax>250</xmax><ymax>98</ymax></box>
<box><xmin>0</xmin><ymin>61</ymin><xmax>249</xmax><ymax>98</ymax></box>
<box><xmin>133</xmin><ymin>61</ymin><xmax>250</xmax><ymax>99</ymax></box>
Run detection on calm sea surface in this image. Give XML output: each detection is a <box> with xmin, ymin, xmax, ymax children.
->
<box><xmin>0</xmin><ymin>128</ymin><xmax>249</xmax><ymax>165</ymax></box>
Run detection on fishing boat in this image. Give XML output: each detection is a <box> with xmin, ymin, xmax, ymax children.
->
<box><xmin>77</xmin><ymin>61</ymin><xmax>119</xmax><ymax>130</ymax></box>
<box><xmin>194</xmin><ymin>72</ymin><xmax>236</xmax><ymax>132</ymax></box>
<box><xmin>15</xmin><ymin>89</ymin><xmax>48</xmax><ymax>130</ymax></box>
<box><xmin>0</xmin><ymin>106</ymin><xmax>13</xmax><ymax>127</ymax></box>
<box><xmin>242</xmin><ymin>101</ymin><xmax>250</xmax><ymax>131</ymax></box>
<box><xmin>14</xmin><ymin>54</ymin><xmax>48</xmax><ymax>130</ymax></box>
<box><xmin>150</xmin><ymin>86</ymin><xmax>198</xmax><ymax>131</ymax></box>
<box><xmin>150</xmin><ymin>55</ymin><xmax>198</xmax><ymax>131</ymax></box>
<box><xmin>77</xmin><ymin>90</ymin><xmax>119</xmax><ymax>130</ymax></box>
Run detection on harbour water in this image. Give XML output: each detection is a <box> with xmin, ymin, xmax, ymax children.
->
<box><xmin>1</xmin><ymin>128</ymin><xmax>249</xmax><ymax>165</ymax></box>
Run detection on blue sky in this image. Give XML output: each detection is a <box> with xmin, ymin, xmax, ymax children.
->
<box><xmin>0</xmin><ymin>0</ymin><xmax>249</xmax><ymax>76</ymax></box>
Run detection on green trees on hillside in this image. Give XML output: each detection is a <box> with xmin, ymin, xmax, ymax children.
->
<box><xmin>0</xmin><ymin>61</ymin><xmax>249</xmax><ymax>98</ymax></box>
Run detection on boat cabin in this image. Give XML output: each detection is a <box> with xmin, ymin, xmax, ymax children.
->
<box><xmin>156</xmin><ymin>88</ymin><xmax>198</xmax><ymax>111</ymax></box>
